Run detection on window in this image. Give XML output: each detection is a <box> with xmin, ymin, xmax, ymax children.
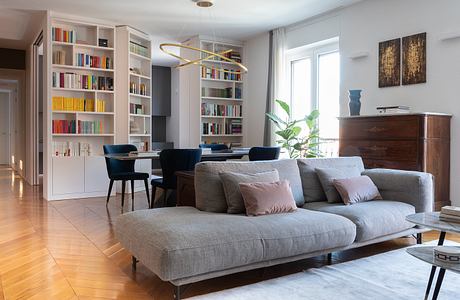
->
<box><xmin>286</xmin><ymin>39</ymin><xmax>340</xmax><ymax>157</ymax></box>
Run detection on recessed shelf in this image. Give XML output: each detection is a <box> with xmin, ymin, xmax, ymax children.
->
<box><xmin>129</xmin><ymin>93</ymin><xmax>151</xmax><ymax>99</ymax></box>
<box><xmin>130</xmin><ymin>52</ymin><xmax>151</xmax><ymax>61</ymax></box>
<box><xmin>201</xmin><ymin>78</ymin><xmax>242</xmax><ymax>83</ymax></box>
<box><xmin>130</xmin><ymin>113</ymin><xmax>151</xmax><ymax>118</ymax></box>
<box><xmin>129</xmin><ymin>72</ymin><xmax>151</xmax><ymax>80</ymax></box>
<box><xmin>52</xmin><ymin>41</ymin><xmax>114</xmax><ymax>51</ymax></box>
<box><xmin>52</xmin><ymin>64</ymin><xmax>114</xmax><ymax>72</ymax></box>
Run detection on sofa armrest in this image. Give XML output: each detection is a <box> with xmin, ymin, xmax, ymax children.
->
<box><xmin>362</xmin><ymin>168</ymin><xmax>434</xmax><ymax>213</ymax></box>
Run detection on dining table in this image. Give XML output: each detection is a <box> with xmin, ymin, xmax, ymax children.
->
<box><xmin>104</xmin><ymin>148</ymin><xmax>250</xmax><ymax>161</ymax></box>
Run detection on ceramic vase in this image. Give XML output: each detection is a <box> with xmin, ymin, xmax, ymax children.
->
<box><xmin>348</xmin><ymin>89</ymin><xmax>362</xmax><ymax>116</ymax></box>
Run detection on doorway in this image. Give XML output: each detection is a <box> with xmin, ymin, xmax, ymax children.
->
<box><xmin>0</xmin><ymin>92</ymin><xmax>10</xmax><ymax>165</ymax></box>
<box><xmin>32</xmin><ymin>32</ymin><xmax>44</xmax><ymax>184</ymax></box>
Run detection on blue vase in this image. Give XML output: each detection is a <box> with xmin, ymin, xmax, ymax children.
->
<box><xmin>348</xmin><ymin>90</ymin><xmax>362</xmax><ymax>116</ymax></box>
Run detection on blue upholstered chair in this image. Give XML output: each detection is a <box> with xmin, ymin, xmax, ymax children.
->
<box><xmin>248</xmin><ymin>146</ymin><xmax>281</xmax><ymax>161</ymax></box>
<box><xmin>151</xmin><ymin>149</ymin><xmax>202</xmax><ymax>208</ymax></box>
<box><xmin>199</xmin><ymin>143</ymin><xmax>229</xmax><ymax>151</ymax></box>
<box><xmin>103</xmin><ymin>144</ymin><xmax>150</xmax><ymax>211</ymax></box>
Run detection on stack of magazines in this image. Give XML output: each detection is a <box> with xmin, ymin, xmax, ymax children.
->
<box><xmin>439</xmin><ymin>206</ymin><xmax>460</xmax><ymax>223</ymax></box>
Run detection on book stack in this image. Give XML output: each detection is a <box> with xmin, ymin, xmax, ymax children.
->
<box><xmin>53</xmin><ymin>141</ymin><xmax>91</xmax><ymax>157</ymax></box>
<box><xmin>202</xmin><ymin>122</ymin><xmax>224</xmax><ymax>135</ymax></box>
<box><xmin>52</xmin><ymin>72</ymin><xmax>113</xmax><ymax>91</ymax></box>
<box><xmin>201</xmin><ymin>103</ymin><xmax>242</xmax><ymax>117</ymax></box>
<box><xmin>377</xmin><ymin>106</ymin><xmax>410</xmax><ymax>114</ymax></box>
<box><xmin>52</xmin><ymin>27</ymin><xmax>77</xmax><ymax>43</ymax></box>
<box><xmin>201</xmin><ymin>66</ymin><xmax>242</xmax><ymax>81</ymax></box>
<box><xmin>52</xmin><ymin>120</ymin><xmax>76</xmax><ymax>134</ymax></box>
<box><xmin>130</xmin><ymin>103</ymin><xmax>145</xmax><ymax>115</ymax></box>
<box><xmin>440</xmin><ymin>206</ymin><xmax>460</xmax><ymax>223</ymax></box>
<box><xmin>76</xmin><ymin>53</ymin><xmax>112</xmax><ymax>69</ymax></box>
<box><xmin>78</xmin><ymin>120</ymin><xmax>104</xmax><ymax>134</ymax></box>
<box><xmin>53</xmin><ymin>50</ymin><xmax>66</xmax><ymax>65</ymax></box>
<box><xmin>227</xmin><ymin>119</ymin><xmax>242</xmax><ymax>134</ymax></box>
<box><xmin>129</xmin><ymin>41</ymin><xmax>149</xmax><ymax>57</ymax></box>
<box><xmin>52</xmin><ymin>96</ymin><xmax>105</xmax><ymax>112</ymax></box>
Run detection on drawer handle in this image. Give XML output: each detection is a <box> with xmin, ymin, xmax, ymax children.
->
<box><xmin>360</xmin><ymin>146</ymin><xmax>388</xmax><ymax>151</ymax></box>
<box><xmin>366</xmin><ymin>126</ymin><xmax>387</xmax><ymax>133</ymax></box>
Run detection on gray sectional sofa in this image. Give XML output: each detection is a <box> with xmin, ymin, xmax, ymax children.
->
<box><xmin>115</xmin><ymin>157</ymin><xmax>434</xmax><ymax>299</ymax></box>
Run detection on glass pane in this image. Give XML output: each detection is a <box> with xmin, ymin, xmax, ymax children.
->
<box><xmin>318</xmin><ymin>51</ymin><xmax>340</xmax><ymax>156</ymax></box>
<box><xmin>291</xmin><ymin>58</ymin><xmax>312</xmax><ymax>121</ymax></box>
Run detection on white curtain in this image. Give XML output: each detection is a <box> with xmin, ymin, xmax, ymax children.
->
<box><xmin>264</xmin><ymin>27</ymin><xmax>287</xmax><ymax>146</ymax></box>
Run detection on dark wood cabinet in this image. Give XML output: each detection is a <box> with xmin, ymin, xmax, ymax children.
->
<box><xmin>339</xmin><ymin>113</ymin><xmax>452</xmax><ymax>210</ymax></box>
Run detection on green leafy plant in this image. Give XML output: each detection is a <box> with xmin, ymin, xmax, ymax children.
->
<box><xmin>266</xmin><ymin>100</ymin><xmax>322</xmax><ymax>158</ymax></box>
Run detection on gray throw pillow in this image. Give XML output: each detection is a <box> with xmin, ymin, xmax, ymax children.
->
<box><xmin>219</xmin><ymin>170</ymin><xmax>280</xmax><ymax>214</ymax></box>
<box><xmin>315</xmin><ymin>167</ymin><xmax>362</xmax><ymax>203</ymax></box>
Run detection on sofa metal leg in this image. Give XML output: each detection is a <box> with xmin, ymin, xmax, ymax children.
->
<box><xmin>173</xmin><ymin>285</ymin><xmax>181</xmax><ymax>300</ymax></box>
<box><xmin>132</xmin><ymin>256</ymin><xmax>138</xmax><ymax>271</ymax></box>
<box><xmin>416</xmin><ymin>233</ymin><xmax>423</xmax><ymax>244</ymax></box>
<box><xmin>327</xmin><ymin>253</ymin><xmax>332</xmax><ymax>264</ymax></box>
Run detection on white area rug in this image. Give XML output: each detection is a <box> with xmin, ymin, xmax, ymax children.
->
<box><xmin>189</xmin><ymin>241</ymin><xmax>460</xmax><ymax>300</ymax></box>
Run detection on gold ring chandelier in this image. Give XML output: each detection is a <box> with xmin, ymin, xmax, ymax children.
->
<box><xmin>159</xmin><ymin>43</ymin><xmax>248</xmax><ymax>75</ymax></box>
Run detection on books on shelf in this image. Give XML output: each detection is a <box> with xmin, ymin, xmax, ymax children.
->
<box><xmin>201</xmin><ymin>103</ymin><xmax>242</xmax><ymax>117</ymax></box>
<box><xmin>53</xmin><ymin>141</ymin><xmax>91</xmax><ymax>157</ymax></box>
<box><xmin>131</xmin><ymin>141</ymin><xmax>149</xmax><ymax>152</ymax></box>
<box><xmin>235</xmin><ymin>87</ymin><xmax>242</xmax><ymax>99</ymax></box>
<box><xmin>53</xmin><ymin>120</ymin><xmax>76</xmax><ymax>134</ymax></box>
<box><xmin>227</xmin><ymin>119</ymin><xmax>242</xmax><ymax>134</ymax></box>
<box><xmin>52</xmin><ymin>27</ymin><xmax>77</xmax><ymax>43</ymax></box>
<box><xmin>52</xmin><ymin>96</ymin><xmax>106</xmax><ymax>112</ymax></box>
<box><xmin>202</xmin><ymin>87</ymin><xmax>233</xmax><ymax>98</ymax></box>
<box><xmin>78</xmin><ymin>120</ymin><xmax>104</xmax><ymax>134</ymax></box>
<box><xmin>130</xmin><ymin>103</ymin><xmax>146</xmax><ymax>115</ymax></box>
<box><xmin>129</xmin><ymin>41</ymin><xmax>149</xmax><ymax>57</ymax></box>
<box><xmin>377</xmin><ymin>106</ymin><xmax>410</xmax><ymax>114</ymax></box>
<box><xmin>76</xmin><ymin>53</ymin><xmax>112</xmax><ymax>69</ymax></box>
<box><xmin>53</xmin><ymin>50</ymin><xmax>66</xmax><ymax>65</ymax></box>
<box><xmin>202</xmin><ymin>122</ymin><xmax>224</xmax><ymax>135</ymax></box>
<box><xmin>440</xmin><ymin>206</ymin><xmax>460</xmax><ymax>223</ymax></box>
<box><xmin>52</xmin><ymin>71</ymin><xmax>113</xmax><ymax>91</ymax></box>
<box><xmin>201</xmin><ymin>66</ymin><xmax>242</xmax><ymax>81</ymax></box>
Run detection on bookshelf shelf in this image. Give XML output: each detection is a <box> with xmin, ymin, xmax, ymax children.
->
<box><xmin>129</xmin><ymin>93</ymin><xmax>150</xmax><ymax>99</ymax></box>
<box><xmin>130</xmin><ymin>51</ymin><xmax>150</xmax><ymax>61</ymax></box>
<box><xmin>130</xmin><ymin>113</ymin><xmax>151</xmax><ymax>118</ymax></box>
<box><xmin>202</xmin><ymin>134</ymin><xmax>243</xmax><ymax>137</ymax></box>
<box><xmin>48</xmin><ymin>18</ymin><xmax>117</xmax><ymax>201</ymax></box>
<box><xmin>129</xmin><ymin>134</ymin><xmax>151</xmax><ymax>137</ymax></box>
<box><xmin>129</xmin><ymin>72</ymin><xmax>151</xmax><ymax>80</ymax></box>
<box><xmin>201</xmin><ymin>96</ymin><xmax>242</xmax><ymax>101</ymax></box>
<box><xmin>201</xmin><ymin>115</ymin><xmax>243</xmax><ymax>119</ymax></box>
<box><xmin>201</xmin><ymin>78</ymin><xmax>242</xmax><ymax>83</ymax></box>
<box><xmin>52</xmin><ymin>64</ymin><xmax>114</xmax><ymax>72</ymax></box>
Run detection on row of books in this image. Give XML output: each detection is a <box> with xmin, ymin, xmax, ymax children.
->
<box><xmin>75</xmin><ymin>53</ymin><xmax>112</xmax><ymax>69</ymax></box>
<box><xmin>52</xmin><ymin>120</ymin><xmax>105</xmax><ymax>134</ymax></box>
<box><xmin>207</xmin><ymin>50</ymin><xmax>242</xmax><ymax>63</ymax></box>
<box><xmin>201</xmin><ymin>103</ymin><xmax>242</xmax><ymax>117</ymax></box>
<box><xmin>440</xmin><ymin>206</ymin><xmax>460</xmax><ymax>223</ymax></box>
<box><xmin>130</xmin><ymin>103</ymin><xmax>147</xmax><ymax>115</ymax></box>
<box><xmin>52</xmin><ymin>96</ymin><xmax>106</xmax><ymax>112</ymax></box>
<box><xmin>52</xmin><ymin>72</ymin><xmax>114</xmax><ymax>91</ymax></box>
<box><xmin>131</xmin><ymin>141</ymin><xmax>149</xmax><ymax>152</ymax></box>
<box><xmin>53</xmin><ymin>50</ymin><xmax>66</xmax><ymax>65</ymax></box>
<box><xmin>201</xmin><ymin>66</ymin><xmax>242</xmax><ymax>81</ymax></box>
<box><xmin>129</xmin><ymin>41</ymin><xmax>149</xmax><ymax>57</ymax></box>
<box><xmin>202</xmin><ymin>119</ymin><xmax>242</xmax><ymax>135</ymax></box>
<box><xmin>52</xmin><ymin>27</ymin><xmax>77</xmax><ymax>43</ymax></box>
<box><xmin>53</xmin><ymin>141</ymin><xmax>91</xmax><ymax>157</ymax></box>
<box><xmin>202</xmin><ymin>87</ymin><xmax>233</xmax><ymax>98</ymax></box>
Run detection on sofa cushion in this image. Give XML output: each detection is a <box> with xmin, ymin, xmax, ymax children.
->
<box><xmin>316</xmin><ymin>167</ymin><xmax>362</xmax><ymax>203</ymax></box>
<box><xmin>333</xmin><ymin>175</ymin><xmax>382</xmax><ymax>205</ymax></box>
<box><xmin>115</xmin><ymin>207</ymin><xmax>356</xmax><ymax>281</ymax></box>
<box><xmin>195</xmin><ymin>159</ymin><xmax>304</xmax><ymax>213</ymax></box>
<box><xmin>220</xmin><ymin>170</ymin><xmax>280</xmax><ymax>214</ymax></box>
<box><xmin>303</xmin><ymin>200</ymin><xmax>415</xmax><ymax>242</ymax></box>
<box><xmin>297</xmin><ymin>157</ymin><xmax>365</xmax><ymax>203</ymax></box>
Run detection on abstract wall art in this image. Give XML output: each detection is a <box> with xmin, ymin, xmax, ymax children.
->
<box><xmin>378</xmin><ymin>38</ymin><xmax>401</xmax><ymax>88</ymax></box>
<box><xmin>402</xmin><ymin>32</ymin><xmax>426</xmax><ymax>85</ymax></box>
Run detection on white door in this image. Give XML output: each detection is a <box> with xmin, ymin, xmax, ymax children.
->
<box><xmin>0</xmin><ymin>93</ymin><xmax>10</xmax><ymax>165</ymax></box>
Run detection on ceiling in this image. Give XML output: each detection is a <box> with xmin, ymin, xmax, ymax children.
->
<box><xmin>0</xmin><ymin>9</ymin><xmax>44</xmax><ymax>50</ymax></box>
<box><xmin>0</xmin><ymin>0</ymin><xmax>361</xmax><ymax>65</ymax></box>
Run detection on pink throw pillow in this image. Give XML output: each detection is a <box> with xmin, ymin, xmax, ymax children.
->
<box><xmin>333</xmin><ymin>175</ymin><xmax>382</xmax><ymax>205</ymax></box>
<box><xmin>239</xmin><ymin>180</ymin><xmax>297</xmax><ymax>216</ymax></box>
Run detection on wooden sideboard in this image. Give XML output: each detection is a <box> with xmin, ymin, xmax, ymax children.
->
<box><xmin>339</xmin><ymin>113</ymin><xmax>452</xmax><ymax>210</ymax></box>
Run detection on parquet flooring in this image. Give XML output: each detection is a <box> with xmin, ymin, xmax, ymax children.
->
<box><xmin>0</xmin><ymin>165</ymin><xmax>458</xmax><ymax>299</ymax></box>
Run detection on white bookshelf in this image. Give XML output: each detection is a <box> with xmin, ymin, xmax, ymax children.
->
<box><xmin>48</xmin><ymin>18</ymin><xmax>116</xmax><ymax>200</ymax></box>
<box><xmin>115</xmin><ymin>26</ymin><xmax>152</xmax><ymax>192</ymax></box>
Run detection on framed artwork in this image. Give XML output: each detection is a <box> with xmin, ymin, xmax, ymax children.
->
<box><xmin>378</xmin><ymin>38</ymin><xmax>401</xmax><ymax>88</ymax></box>
<box><xmin>402</xmin><ymin>32</ymin><xmax>426</xmax><ymax>85</ymax></box>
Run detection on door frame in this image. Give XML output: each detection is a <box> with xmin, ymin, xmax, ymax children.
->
<box><xmin>0</xmin><ymin>90</ymin><xmax>11</xmax><ymax>165</ymax></box>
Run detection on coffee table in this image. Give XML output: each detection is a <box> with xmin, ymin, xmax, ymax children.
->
<box><xmin>406</xmin><ymin>212</ymin><xmax>460</xmax><ymax>300</ymax></box>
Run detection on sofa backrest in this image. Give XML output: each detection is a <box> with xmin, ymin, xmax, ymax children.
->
<box><xmin>297</xmin><ymin>157</ymin><xmax>365</xmax><ymax>203</ymax></box>
<box><xmin>194</xmin><ymin>159</ymin><xmax>303</xmax><ymax>212</ymax></box>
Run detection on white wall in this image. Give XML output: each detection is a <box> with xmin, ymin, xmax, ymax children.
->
<box><xmin>244</xmin><ymin>0</ymin><xmax>460</xmax><ymax>205</ymax></box>
<box><xmin>243</xmin><ymin>33</ymin><xmax>270</xmax><ymax>147</ymax></box>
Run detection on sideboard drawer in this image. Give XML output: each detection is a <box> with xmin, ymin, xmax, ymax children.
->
<box><xmin>340</xmin><ymin>117</ymin><xmax>420</xmax><ymax>139</ymax></box>
<box><xmin>362</xmin><ymin>159</ymin><xmax>420</xmax><ymax>171</ymax></box>
<box><xmin>340</xmin><ymin>140</ymin><xmax>419</xmax><ymax>161</ymax></box>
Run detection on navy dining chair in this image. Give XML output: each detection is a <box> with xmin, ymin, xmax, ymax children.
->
<box><xmin>103</xmin><ymin>144</ymin><xmax>150</xmax><ymax>211</ymax></box>
<box><xmin>151</xmin><ymin>149</ymin><xmax>202</xmax><ymax>208</ymax></box>
<box><xmin>248</xmin><ymin>146</ymin><xmax>281</xmax><ymax>161</ymax></box>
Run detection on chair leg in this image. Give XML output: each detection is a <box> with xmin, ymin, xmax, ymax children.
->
<box><xmin>121</xmin><ymin>180</ymin><xmax>126</xmax><ymax>209</ymax></box>
<box><xmin>131</xmin><ymin>180</ymin><xmax>135</xmax><ymax>211</ymax></box>
<box><xmin>106</xmin><ymin>179</ymin><xmax>114</xmax><ymax>205</ymax></box>
<box><xmin>144</xmin><ymin>179</ymin><xmax>150</xmax><ymax>208</ymax></box>
<box><xmin>163</xmin><ymin>189</ymin><xmax>168</xmax><ymax>207</ymax></box>
<box><xmin>417</xmin><ymin>233</ymin><xmax>423</xmax><ymax>244</ymax></box>
<box><xmin>150</xmin><ymin>186</ymin><xmax>157</xmax><ymax>209</ymax></box>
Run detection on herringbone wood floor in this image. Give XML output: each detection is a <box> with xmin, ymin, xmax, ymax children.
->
<box><xmin>0</xmin><ymin>166</ymin><xmax>458</xmax><ymax>299</ymax></box>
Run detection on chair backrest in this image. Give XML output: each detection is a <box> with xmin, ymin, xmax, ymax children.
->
<box><xmin>103</xmin><ymin>144</ymin><xmax>138</xmax><ymax>178</ymax></box>
<box><xmin>248</xmin><ymin>146</ymin><xmax>281</xmax><ymax>161</ymax></box>
<box><xmin>199</xmin><ymin>143</ymin><xmax>229</xmax><ymax>151</ymax></box>
<box><xmin>160</xmin><ymin>149</ymin><xmax>202</xmax><ymax>189</ymax></box>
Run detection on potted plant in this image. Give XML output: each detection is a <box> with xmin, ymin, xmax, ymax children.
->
<box><xmin>266</xmin><ymin>100</ymin><xmax>322</xmax><ymax>158</ymax></box>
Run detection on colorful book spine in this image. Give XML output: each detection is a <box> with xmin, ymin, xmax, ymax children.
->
<box><xmin>52</xmin><ymin>27</ymin><xmax>77</xmax><ymax>43</ymax></box>
<box><xmin>52</xmin><ymin>72</ymin><xmax>113</xmax><ymax>91</ymax></box>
